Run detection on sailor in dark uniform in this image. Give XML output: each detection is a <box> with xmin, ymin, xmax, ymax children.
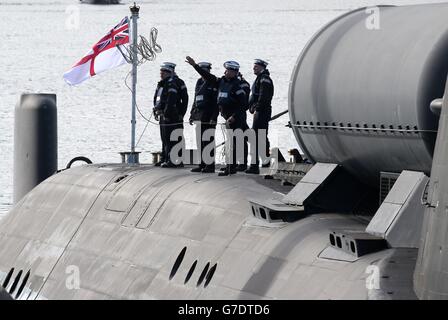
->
<box><xmin>189</xmin><ymin>62</ymin><xmax>219</xmax><ymax>173</ymax></box>
<box><xmin>246</xmin><ymin>59</ymin><xmax>274</xmax><ymax>174</ymax></box>
<box><xmin>185</xmin><ymin>56</ymin><xmax>247</xmax><ymax>176</ymax></box>
<box><xmin>153</xmin><ymin>62</ymin><xmax>189</xmax><ymax>168</ymax></box>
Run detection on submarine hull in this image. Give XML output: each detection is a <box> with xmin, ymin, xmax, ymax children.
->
<box><xmin>0</xmin><ymin>165</ymin><xmax>416</xmax><ymax>299</ymax></box>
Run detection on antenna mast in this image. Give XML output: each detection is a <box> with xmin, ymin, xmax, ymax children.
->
<box><xmin>129</xmin><ymin>2</ymin><xmax>140</xmax><ymax>164</ymax></box>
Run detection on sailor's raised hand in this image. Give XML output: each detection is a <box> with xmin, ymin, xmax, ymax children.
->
<box><xmin>185</xmin><ymin>56</ymin><xmax>196</xmax><ymax>66</ymax></box>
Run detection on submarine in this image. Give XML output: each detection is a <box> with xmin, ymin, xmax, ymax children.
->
<box><xmin>2</xmin><ymin>3</ymin><xmax>448</xmax><ymax>300</ymax></box>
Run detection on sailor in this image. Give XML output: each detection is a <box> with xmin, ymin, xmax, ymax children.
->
<box><xmin>245</xmin><ymin>59</ymin><xmax>274</xmax><ymax>174</ymax></box>
<box><xmin>189</xmin><ymin>62</ymin><xmax>219</xmax><ymax>173</ymax></box>
<box><xmin>153</xmin><ymin>62</ymin><xmax>189</xmax><ymax>168</ymax></box>
<box><xmin>185</xmin><ymin>56</ymin><xmax>247</xmax><ymax>176</ymax></box>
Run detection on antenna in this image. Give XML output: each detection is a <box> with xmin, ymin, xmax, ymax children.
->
<box><xmin>129</xmin><ymin>2</ymin><xmax>139</xmax><ymax>164</ymax></box>
<box><xmin>121</xmin><ymin>2</ymin><xmax>162</xmax><ymax>164</ymax></box>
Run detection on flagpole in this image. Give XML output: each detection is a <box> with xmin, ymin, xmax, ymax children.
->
<box><xmin>129</xmin><ymin>3</ymin><xmax>139</xmax><ymax>164</ymax></box>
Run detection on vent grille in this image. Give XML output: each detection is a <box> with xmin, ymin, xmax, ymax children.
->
<box><xmin>1</xmin><ymin>267</ymin><xmax>31</xmax><ymax>300</ymax></box>
<box><xmin>379</xmin><ymin>172</ymin><xmax>400</xmax><ymax>204</ymax></box>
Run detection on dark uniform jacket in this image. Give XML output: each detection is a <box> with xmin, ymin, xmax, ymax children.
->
<box><xmin>193</xmin><ymin>64</ymin><xmax>246</xmax><ymax>121</ymax></box>
<box><xmin>189</xmin><ymin>78</ymin><xmax>219</xmax><ymax>123</ymax></box>
<box><xmin>249</xmin><ymin>69</ymin><xmax>274</xmax><ymax>113</ymax></box>
<box><xmin>153</xmin><ymin>75</ymin><xmax>189</xmax><ymax>122</ymax></box>
<box><xmin>239</xmin><ymin>77</ymin><xmax>251</xmax><ymax>111</ymax></box>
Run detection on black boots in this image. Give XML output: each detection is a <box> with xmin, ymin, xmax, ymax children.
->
<box><xmin>161</xmin><ymin>161</ymin><xmax>183</xmax><ymax>168</ymax></box>
<box><xmin>218</xmin><ymin>166</ymin><xmax>237</xmax><ymax>176</ymax></box>
<box><xmin>245</xmin><ymin>165</ymin><xmax>260</xmax><ymax>174</ymax></box>
<box><xmin>161</xmin><ymin>161</ymin><xmax>177</xmax><ymax>168</ymax></box>
<box><xmin>236</xmin><ymin>164</ymin><xmax>247</xmax><ymax>172</ymax></box>
<box><xmin>201</xmin><ymin>165</ymin><xmax>215</xmax><ymax>173</ymax></box>
<box><xmin>190</xmin><ymin>166</ymin><xmax>204</xmax><ymax>173</ymax></box>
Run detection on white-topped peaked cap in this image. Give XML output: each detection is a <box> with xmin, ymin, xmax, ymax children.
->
<box><xmin>223</xmin><ymin>60</ymin><xmax>240</xmax><ymax>71</ymax></box>
<box><xmin>198</xmin><ymin>62</ymin><xmax>212</xmax><ymax>69</ymax></box>
<box><xmin>160</xmin><ymin>62</ymin><xmax>176</xmax><ymax>72</ymax></box>
<box><xmin>254</xmin><ymin>59</ymin><xmax>268</xmax><ymax>67</ymax></box>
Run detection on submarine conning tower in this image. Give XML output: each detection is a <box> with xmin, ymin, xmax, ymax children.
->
<box><xmin>289</xmin><ymin>3</ymin><xmax>448</xmax><ymax>186</ymax></box>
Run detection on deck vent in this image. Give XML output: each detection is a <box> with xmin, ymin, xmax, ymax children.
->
<box><xmin>329</xmin><ymin>230</ymin><xmax>387</xmax><ymax>258</ymax></box>
<box><xmin>204</xmin><ymin>263</ymin><xmax>217</xmax><ymax>288</ymax></box>
<box><xmin>260</xmin><ymin>208</ymin><xmax>266</xmax><ymax>219</ymax></box>
<box><xmin>169</xmin><ymin>247</ymin><xmax>187</xmax><ymax>280</ymax></box>
<box><xmin>379</xmin><ymin>172</ymin><xmax>400</xmax><ymax>204</ymax></box>
<box><xmin>114</xmin><ymin>175</ymin><xmax>128</xmax><ymax>183</ymax></box>
<box><xmin>196</xmin><ymin>263</ymin><xmax>210</xmax><ymax>287</ymax></box>
<box><xmin>184</xmin><ymin>260</ymin><xmax>197</xmax><ymax>284</ymax></box>
<box><xmin>1</xmin><ymin>268</ymin><xmax>31</xmax><ymax>300</ymax></box>
<box><xmin>249</xmin><ymin>202</ymin><xmax>303</xmax><ymax>223</ymax></box>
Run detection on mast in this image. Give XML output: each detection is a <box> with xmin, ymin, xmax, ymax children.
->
<box><xmin>129</xmin><ymin>2</ymin><xmax>139</xmax><ymax>164</ymax></box>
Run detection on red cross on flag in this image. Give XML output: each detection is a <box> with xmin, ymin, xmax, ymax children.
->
<box><xmin>63</xmin><ymin>17</ymin><xmax>130</xmax><ymax>86</ymax></box>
